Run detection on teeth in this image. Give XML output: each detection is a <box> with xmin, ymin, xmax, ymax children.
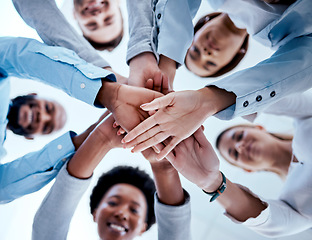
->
<box><xmin>28</xmin><ymin>110</ymin><xmax>33</xmax><ymax>124</ymax></box>
<box><xmin>110</xmin><ymin>224</ymin><xmax>126</xmax><ymax>232</ymax></box>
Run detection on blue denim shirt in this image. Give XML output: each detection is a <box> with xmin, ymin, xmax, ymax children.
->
<box><xmin>152</xmin><ymin>0</ymin><xmax>312</xmax><ymax>119</ymax></box>
<box><xmin>0</xmin><ymin>37</ymin><xmax>115</xmax><ymax>203</ymax></box>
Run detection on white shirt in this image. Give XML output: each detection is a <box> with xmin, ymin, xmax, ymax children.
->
<box><xmin>230</xmin><ymin>93</ymin><xmax>312</xmax><ymax>237</ymax></box>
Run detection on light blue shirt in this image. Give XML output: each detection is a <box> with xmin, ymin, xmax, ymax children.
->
<box><xmin>0</xmin><ymin>37</ymin><xmax>115</xmax><ymax>203</ymax></box>
<box><xmin>152</xmin><ymin>0</ymin><xmax>312</xmax><ymax>119</ymax></box>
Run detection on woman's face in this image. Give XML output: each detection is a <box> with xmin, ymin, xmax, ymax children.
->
<box><xmin>73</xmin><ymin>0</ymin><xmax>122</xmax><ymax>44</ymax></box>
<box><xmin>185</xmin><ymin>14</ymin><xmax>246</xmax><ymax>77</ymax></box>
<box><xmin>93</xmin><ymin>183</ymin><xmax>148</xmax><ymax>240</ymax></box>
<box><xmin>218</xmin><ymin>126</ymin><xmax>277</xmax><ymax>172</ymax></box>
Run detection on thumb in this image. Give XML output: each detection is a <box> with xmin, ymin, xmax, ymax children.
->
<box><xmin>193</xmin><ymin>127</ymin><xmax>210</xmax><ymax>148</ymax></box>
<box><xmin>140</xmin><ymin>93</ymin><xmax>174</xmax><ymax>111</ymax></box>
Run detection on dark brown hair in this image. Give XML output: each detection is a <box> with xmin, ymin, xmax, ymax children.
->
<box><xmin>185</xmin><ymin>12</ymin><xmax>249</xmax><ymax>78</ymax></box>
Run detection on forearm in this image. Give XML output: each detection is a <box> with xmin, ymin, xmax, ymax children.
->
<box><xmin>67</xmin><ymin>127</ymin><xmax>114</xmax><ymax>179</ymax></box>
<box><xmin>12</xmin><ymin>0</ymin><xmax>109</xmax><ymax>68</ymax></box>
<box><xmin>211</xmin><ymin>35</ymin><xmax>312</xmax><ymax>120</ymax></box>
<box><xmin>198</xmin><ymin>86</ymin><xmax>236</xmax><ymax>117</ymax></box>
<box><xmin>71</xmin><ymin>110</ymin><xmax>111</xmax><ymax>150</ymax></box>
<box><xmin>151</xmin><ymin>164</ymin><xmax>184</xmax><ymax>206</ymax></box>
<box><xmin>158</xmin><ymin>55</ymin><xmax>176</xmax><ymax>88</ymax></box>
<box><xmin>217</xmin><ymin>179</ymin><xmax>267</xmax><ymax>222</ymax></box>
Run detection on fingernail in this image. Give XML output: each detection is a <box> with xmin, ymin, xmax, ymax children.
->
<box><xmin>140</xmin><ymin>103</ymin><xmax>147</xmax><ymax>108</ymax></box>
<box><xmin>121</xmin><ymin>139</ymin><xmax>125</xmax><ymax>143</ymax></box>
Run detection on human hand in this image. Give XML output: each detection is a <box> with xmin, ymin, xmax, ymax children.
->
<box><xmin>122</xmin><ymin>86</ymin><xmax>236</xmax><ymax>160</ymax></box>
<box><xmin>129</xmin><ymin>52</ymin><xmax>163</xmax><ymax>88</ymax></box>
<box><xmin>158</xmin><ymin>55</ymin><xmax>176</xmax><ymax>90</ymax></box>
<box><xmin>121</xmin><ymin>88</ymin><xmax>211</xmax><ymax>159</ymax></box>
<box><xmin>99</xmin><ymin>82</ymin><xmax>163</xmax><ymax>133</ymax></box>
<box><xmin>166</xmin><ymin>127</ymin><xmax>222</xmax><ymax>192</ymax></box>
<box><xmin>104</xmin><ymin>66</ymin><xmax>128</xmax><ymax>85</ymax></box>
<box><xmin>141</xmin><ymin>144</ymin><xmax>176</xmax><ymax>173</ymax></box>
<box><xmin>93</xmin><ymin>113</ymin><xmax>124</xmax><ymax>149</ymax></box>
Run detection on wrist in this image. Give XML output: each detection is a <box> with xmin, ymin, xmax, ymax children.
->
<box><xmin>198</xmin><ymin>86</ymin><xmax>236</xmax><ymax>116</ymax></box>
<box><xmin>200</xmin><ymin>171</ymin><xmax>223</xmax><ymax>193</ymax></box>
<box><xmin>129</xmin><ymin>52</ymin><xmax>157</xmax><ymax>67</ymax></box>
<box><xmin>97</xmin><ymin>81</ymin><xmax>120</xmax><ymax>111</ymax></box>
<box><xmin>151</xmin><ymin>162</ymin><xmax>176</xmax><ymax>175</ymax></box>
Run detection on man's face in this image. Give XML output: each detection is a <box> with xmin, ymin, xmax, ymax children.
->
<box><xmin>73</xmin><ymin>0</ymin><xmax>123</xmax><ymax>45</ymax></box>
<box><xmin>17</xmin><ymin>98</ymin><xmax>66</xmax><ymax>137</ymax></box>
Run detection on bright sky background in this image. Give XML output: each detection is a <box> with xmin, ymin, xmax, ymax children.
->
<box><xmin>0</xmin><ymin>0</ymin><xmax>311</xmax><ymax>240</ymax></box>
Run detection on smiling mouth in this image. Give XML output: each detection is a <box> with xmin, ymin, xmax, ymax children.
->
<box><xmin>107</xmin><ymin>222</ymin><xmax>128</xmax><ymax>234</ymax></box>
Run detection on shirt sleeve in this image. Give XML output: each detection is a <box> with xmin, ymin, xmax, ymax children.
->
<box><xmin>242</xmin><ymin>199</ymin><xmax>312</xmax><ymax>237</ymax></box>
<box><xmin>0</xmin><ymin>131</ymin><xmax>76</xmax><ymax>204</ymax></box>
<box><xmin>261</xmin><ymin>91</ymin><xmax>312</xmax><ymax>119</ymax></box>
<box><xmin>212</xmin><ymin>34</ymin><xmax>312</xmax><ymax>120</ymax></box>
<box><xmin>224</xmin><ymin>185</ymin><xmax>312</xmax><ymax>237</ymax></box>
<box><xmin>154</xmin><ymin>0</ymin><xmax>201</xmax><ymax>65</ymax></box>
<box><xmin>155</xmin><ymin>190</ymin><xmax>192</xmax><ymax>240</ymax></box>
<box><xmin>12</xmin><ymin>0</ymin><xmax>110</xmax><ymax>68</ymax></box>
<box><xmin>126</xmin><ymin>0</ymin><xmax>158</xmax><ymax>64</ymax></box>
<box><xmin>32</xmin><ymin>163</ymin><xmax>92</xmax><ymax>240</ymax></box>
<box><xmin>0</xmin><ymin>37</ymin><xmax>115</xmax><ymax>107</ymax></box>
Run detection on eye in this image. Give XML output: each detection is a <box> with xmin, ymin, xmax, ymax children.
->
<box><xmin>206</xmin><ymin>61</ymin><xmax>216</xmax><ymax>67</ymax></box>
<box><xmin>86</xmin><ymin>22</ymin><xmax>98</xmax><ymax>31</ymax></box>
<box><xmin>234</xmin><ymin>149</ymin><xmax>238</xmax><ymax>160</ymax></box>
<box><xmin>45</xmin><ymin>103</ymin><xmax>52</xmax><ymax>114</ymax></box>
<box><xmin>130</xmin><ymin>207</ymin><xmax>138</xmax><ymax>214</ymax></box>
<box><xmin>193</xmin><ymin>45</ymin><xmax>200</xmax><ymax>55</ymax></box>
<box><xmin>237</xmin><ymin>131</ymin><xmax>243</xmax><ymax>142</ymax></box>
<box><xmin>108</xmin><ymin>201</ymin><xmax>117</xmax><ymax>207</ymax></box>
<box><xmin>43</xmin><ymin>122</ymin><xmax>52</xmax><ymax>134</ymax></box>
<box><xmin>102</xmin><ymin>0</ymin><xmax>109</xmax><ymax>7</ymax></box>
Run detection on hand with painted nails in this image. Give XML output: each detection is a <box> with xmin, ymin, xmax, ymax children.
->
<box><xmin>121</xmin><ymin>86</ymin><xmax>236</xmax><ymax>160</ymax></box>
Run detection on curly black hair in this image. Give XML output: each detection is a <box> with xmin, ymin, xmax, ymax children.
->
<box><xmin>90</xmin><ymin>166</ymin><xmax>156</xmax><ymax>230</ymax></box>
<box><xmin>7</xmin><ymin>95</ymin><xmax>36</xmax><ymax>137</ymax></box>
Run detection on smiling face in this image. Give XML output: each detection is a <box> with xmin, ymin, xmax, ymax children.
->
<box><xmin>73</xmin><ymin>0</ymin><xmax>123</xmax><ymax>46</ymax></box>
<box><xmin>93</xmin><ymin>183</ymin><xmax>148</xmax><ymax>240</ymax></box>
<box><xmin>218</xmin><ymin>126</ymin><xmax>278</xmax><ymax>172</ymax></box>
<box><xmin>17</xmin><ymin>98</ymin><xmax>66</xmax><ymax>137</ymax></box>
<box><xmin>185</xmin><ymin>13</ymin><xmax>247</xmax><ymax>77</ymax></box>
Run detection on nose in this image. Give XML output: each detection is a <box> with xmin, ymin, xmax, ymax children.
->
<box><xmin>203</xmin><ymin>47</ymin><xmax>212</xmax><ymax>56</ymax></box>
<box><xmin>40</xmin><ymin>109</ymin><xmax>52</xmax><ymax>123</ymax></box>
<box><xmin>114</xmin><ymin>207</ymin><xmax>129</xmax><ymax>221</ymax></box>
<box><xmin>235</xmin><ymin>141</ymin><xmax>245</xmax><ymax>154</ymax></box>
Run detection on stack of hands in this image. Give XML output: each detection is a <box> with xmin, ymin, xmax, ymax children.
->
<box><xmin>97</xmin><ymin>52</ymin><xmax>226</xmax><ymax>193</ymax></box>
